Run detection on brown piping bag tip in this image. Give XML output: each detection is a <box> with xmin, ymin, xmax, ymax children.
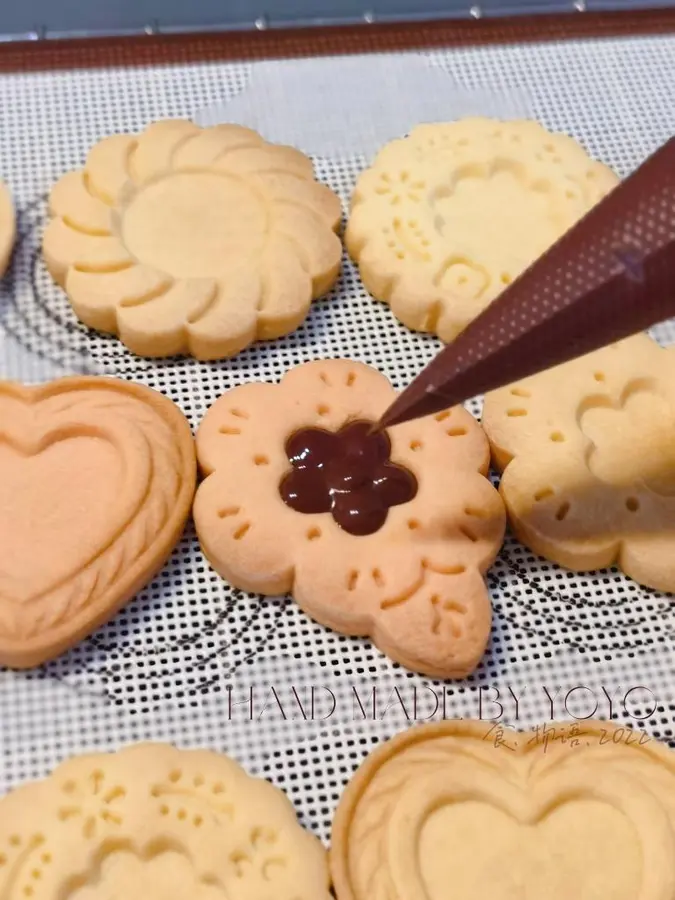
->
<box><xmin>376</xmin><ymin>135</ymin><xmax>675</xmax><ymax>430</ymax></box>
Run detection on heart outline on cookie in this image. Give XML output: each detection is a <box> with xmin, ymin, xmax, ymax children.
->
<box><xmin>0</xmin><ymin>418</ymin><xmax>150</xmax><ymax>605</ymax></box>
<box><xmin>0</xmin><ymin>377</ymin><xmax>196</xmax><ymax>668</ymax></box>
<box><xmin>387</xmin><ymin>768</ymin><xmax>675</xmax><ymax>900</ymax></box>
<box><xmin>331</xmin><ymin>720</ymin><xmax>675</xmax><ymax>900</ymax></box>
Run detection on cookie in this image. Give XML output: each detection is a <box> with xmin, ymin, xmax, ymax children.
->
<box><xmin>43</xmin><ymin>120</ymin><xmax>342</xmax><ymax>360</ymax></box>
<box><xmin>0</xmin><ymin>376</ymin><xmax>196</xmax><ymax>667</ymax></box>
<box><xmin>346</xmin><ymin>117</ymin><xmax>618</xmax><ymax>342</ymax></box>
<box><xmin>193</xmin><ymin>359</ymin><xmax>505</xmax><ymax>678</ymax></box>
<box><xmin>0</xmin><ymin>179</ymin><xmax>16</xmax><ymax>276</ymax></box>
<box><xmin>0</xmin><ymin>742</ymin><xmax>330</xmax><ymax>900</ymax></box>
<box><xmin>331</xmin><ymin>719</ymin><xmax>675</xmax><ymax>900</ymax></box>
<box><xmin>482</xmin><ymin>332</ymin><xmax>675</xmax><ymax>592</ymax></box>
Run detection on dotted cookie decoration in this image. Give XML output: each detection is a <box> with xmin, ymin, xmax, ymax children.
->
<box><xmin>43</xmin><ymin>120</ymin><xmax>343</xmax><ymax>360</ymax></box>
<box><xmin>0</xmin><ymin>743</ymin><xmax>330</xmax><ymax>900</ymax></box>
<box><xmin>482</xmin><ymin>333</ymin><xmax>675</xmax><ymax>592</ymax></box>
<box><xmin>193</xmin><ymin>359</ymin><xmax>505</xmax><ymax>678</ymax></box>
<box><xmin>346</xmin><ymin>117</ymin><xmax>618</xmax><ymax>342</ymax></box>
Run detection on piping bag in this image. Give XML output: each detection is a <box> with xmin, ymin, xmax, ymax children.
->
<box><xmin>376</xmin><ymin>135</ymin><xmax>675</xmax><ymax>431</ymax></box>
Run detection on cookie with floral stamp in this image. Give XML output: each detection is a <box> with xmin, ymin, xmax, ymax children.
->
<box><xmin>346</xmin><ymin>117</ymin><xmax>617</xmax><ymax>342</ymax></box>
<box><xmin>43</xmin><ymin>120</ymin><xmax>343</xmax><ymax>360</ymax></box>
<box><xmin>193</xmin><ymin>359</ymin><xmax>505</xmax><ymax>678</ymax></box>
<box><xmin>0</xmin><ymin>743</ymin><xmax>330</xmax><ymax>900</ymax></box>
<box><xmin>482</xmin><ymin>332</ymin><xmax>675</xmax><ymax>592</ymax></box>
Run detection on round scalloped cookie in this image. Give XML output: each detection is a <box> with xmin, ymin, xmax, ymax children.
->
<box><xmin>346</xmin><ymin>117</ymin><xmax>618</xmax><ymax>342</ymax></box>
<box><xmin>193</xmin><ymin>359</ymin><xmax>505</xmax><ymax>679</ymax></box>
<box><xmin>0</xmin><ymin>742</ymin><xmax>331</xmax><ymax>900</ymax></box>
<box><xmin>43</xmin><ymin>120</ymin><xmax>343</xmax><ymax>360</ymax></box>
<box><xmin>0</xmin><ymin>179</ymin><xmax>16</xmax><ymax>276</ymax></box>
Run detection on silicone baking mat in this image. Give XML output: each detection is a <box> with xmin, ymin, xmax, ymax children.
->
<box><xmin>2</xmin><ymin>33</ymin><xmax>675</xmax><ymax>844</ymax></box>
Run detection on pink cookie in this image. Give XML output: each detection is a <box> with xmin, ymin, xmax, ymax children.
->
<box><xmin>194</xmin><ymin>360</ymin><xmax>505</xmax><ymax>678</ymax></box>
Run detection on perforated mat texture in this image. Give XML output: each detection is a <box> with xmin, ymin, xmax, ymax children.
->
<box><xmin>1</xmin><ymin>37</ymin><xmax>675</xmax><ymax>843</ymax></box>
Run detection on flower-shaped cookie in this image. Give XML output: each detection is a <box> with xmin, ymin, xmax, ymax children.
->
<box><xmin>0</xmin><ymin>179</ymin><xmax>15</xmax><ymax>276</ymax></box>
<box><xmin>43</xmin><ymin>120</ymin><xmax>343</xmax><ymax>359</ymax></box>
<box><xmin>347</xmin><ymin>117</ymin><xmax>618</xmax><ymax>342</ymax></box>
<box><xmin>482</xmin><ymin>333</ymin><xmax>675</xmax><ymax>592</ymax></box>
<box><xmin>194</xmin><ymin>359</ymin><xmax>505</xmax><ymax>677</ymax></box>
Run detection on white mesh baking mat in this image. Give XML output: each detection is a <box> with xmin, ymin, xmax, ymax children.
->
<box><xmin>2</xmin><ymin>35</ymin><xmax>675</xmax><ymax>844</ymax></box>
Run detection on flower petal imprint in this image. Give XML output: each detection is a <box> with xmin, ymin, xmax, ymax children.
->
<box><xmin>43</xmin><ymin>120</ymin><xmax>343</xmax><ymax>360</ymax></box>
<box><xmin>346</xmin><ymin>117</ymin><xmax>618</xmax><ymax>342</ymax></box>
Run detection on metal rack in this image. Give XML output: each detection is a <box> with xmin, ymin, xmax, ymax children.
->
<box><xmin>1</xmin><ymin>0</ymin><xmax>673</xmax><ymax>42</ymax></box>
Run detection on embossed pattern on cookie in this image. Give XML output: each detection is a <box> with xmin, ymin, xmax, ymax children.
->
<box><xmin>0</xmin><ymin>377</ymin><xmax>196</xmax><ymax>667</ymax></box>
<box><xmin>482</xmin><ymin>332</ymin><xmax>675</xmax><ymax>592</ymax></box>
<box><xmin>346</xmin><ymin>117</ymin><xmax>618</xmax><ymax>342</ymax></box>
<box><xmin>193</xmin><ymin>359</ymin><xmax>505</xmax><ymax>678</ymax></box>
<box><xmin>0</xmin><ymin>743</ymin><xmax>330</xmax><ymax>900</ymax></box>
<box><xmin>331</xmin><ymin>719</ymin><xmax>675</xmax><ymax>900</ymax></box>
<box><xmin>43</xmin><ymin>120</ymin><xmax>343</xmax><ymax>360</ymax></box>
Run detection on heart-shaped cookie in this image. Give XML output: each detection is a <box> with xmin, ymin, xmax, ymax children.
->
<box><xmin>331</xmin><ymin>720</ymin><xmax>675</xmax><ymax>900</ymax></box>
<box><xmin>0</xmin><ymin>377</ymin><xmax>196</xmax><ymax>667</ymax></box>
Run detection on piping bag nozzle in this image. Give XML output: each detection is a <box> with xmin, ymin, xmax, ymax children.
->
<box><xmin>377</xmin><ymin>135</ymin><xmax>675</xmax><ymax>431</ymax></box>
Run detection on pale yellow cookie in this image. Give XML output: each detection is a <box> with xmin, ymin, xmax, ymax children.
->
<box><xmin>482</xmin><ymin>332</ymin><xmax>675</xmax><ymax>591</ymax></box>
<box><xmin>0</xmin><ymin>376</ymin><xmax>196</xmax><ymax>668</ymax></box>
<box><xmin>347</xmin><ymin>117</ymin><xmax>618</xmax><ymax>342</ymax></box>
<box><xmin>0</xmin><ymin>743</ymin><xmax>330</xmax><ymax>900</ymax></box>
<box><xmin>193</xmin><ymin>359</ymin><xmax>505</xmax><ymax>678</ymax></box>
<box><xmin>43</xmin><ymin>120</ymin><xmax>343</xmax><ymax>359</ymax></box>
<box><xmin>331</xmin><ymin>719</ymin><xmax>675</xmax><ymax>900</ymax></box>
<box><xmin>0</xmin><ymin>179</ymin><xmax>16</xmax><ymax>276</ymax></box>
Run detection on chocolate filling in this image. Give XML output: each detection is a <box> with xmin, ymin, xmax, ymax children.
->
<box><xmin>279</xmin><ymin>420</ymin><xmax>418</xmax><ymax>536</ymax></box>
